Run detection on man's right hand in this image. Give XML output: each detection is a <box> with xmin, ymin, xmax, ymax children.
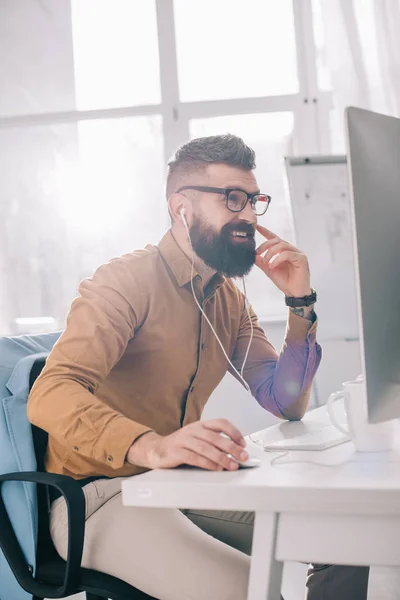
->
<box><xmin>126</xmin><ymin>419</ymin><xmax>248</xmax><ymax>471</ymax></box>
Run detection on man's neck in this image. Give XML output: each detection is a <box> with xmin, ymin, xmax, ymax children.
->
<box><xmin>172</xmin><ymin>227</ymin><xmax>217</xmax><ymax>289</ymax></box>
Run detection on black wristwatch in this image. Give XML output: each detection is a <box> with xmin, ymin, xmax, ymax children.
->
<box><xmin>285</xmin><ymin>288</ymin><xmax>317</xmax><ymax>308</ymax></box>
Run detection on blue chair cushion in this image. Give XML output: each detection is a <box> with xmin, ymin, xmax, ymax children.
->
<box><xmin>0</xmin><ymin>332</ymin><xmax>61</xmax><ymax>600</ymax></box>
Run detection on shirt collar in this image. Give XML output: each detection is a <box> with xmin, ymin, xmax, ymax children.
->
<box><xmin>157</xmin><ymin>230</ymin><xmax>225</xmax><ymax>291</ymax></box>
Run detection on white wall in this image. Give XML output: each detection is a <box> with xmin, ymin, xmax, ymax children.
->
<box><xmin>314</xmin><ymin>339</ymin><xmax>361</xmax><ymax>405</ymax></box>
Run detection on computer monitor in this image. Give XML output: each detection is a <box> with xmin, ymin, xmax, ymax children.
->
<box><xmin>345</xmin><ymin>106</ymin><xmax>400</xmax><ymax>424</ymax></box>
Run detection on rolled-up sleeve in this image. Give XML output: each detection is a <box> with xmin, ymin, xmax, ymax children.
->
<box><xmin>27</xmin><ymin>259</ymin><xmax>153</xmax><ymax>472</ymax></box>
<box><xmin>230</xmin><ymin>303</ymin><xmax>322</xmax><ymax>420</ymax></box>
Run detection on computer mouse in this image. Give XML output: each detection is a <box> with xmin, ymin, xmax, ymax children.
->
<box><xmin>220</xmin><ymin>433</ymin><xmax>262</xmax><ymax>469</ymax></box>
<box><xmin>237</xmin><ymin>456</ymin><xmax>261</xmax><ymax>469</ymax></box>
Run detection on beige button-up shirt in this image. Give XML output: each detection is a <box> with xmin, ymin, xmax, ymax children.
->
<box><xmin>28</xmin><ymin>230</ymin><xmax>321</xmax><ymax>479</ymax></box>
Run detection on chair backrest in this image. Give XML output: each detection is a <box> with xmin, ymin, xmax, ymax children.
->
<box><xmin>29</xmin><ymin>357</ymin><xmax>48</xmax><ymax>472</ymax></box>
<box><xmin>0</xmin><ymin>332</ymin><xmax>61</xmax><ymax>600</ymax></box>
<box><xmin>28</xmin><ymin>357</ymin><xmax>59</xmax><ymax>570</ymax></box>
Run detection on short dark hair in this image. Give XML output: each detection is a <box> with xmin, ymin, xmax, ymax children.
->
<box><xmin>166</xmin><ymin>134</ymin><xmax>256</xmax><ymax>199</ymax></box>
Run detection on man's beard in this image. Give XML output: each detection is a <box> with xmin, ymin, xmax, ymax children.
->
<box><xmin>189</xmin><ymin>214</ymin><xmax>256</xmax><ymax>278</ymax></box>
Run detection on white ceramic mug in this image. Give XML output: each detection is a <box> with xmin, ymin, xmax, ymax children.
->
<box><xmin>327</xmin><ymin>375</ymin><xmax>396</xmax><ymax>452</ymax></box>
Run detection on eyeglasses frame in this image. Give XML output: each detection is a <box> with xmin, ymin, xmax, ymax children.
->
<box><xmin>175</xmin><ymin>185</ymin><xmax>271</xmax><ymax>216</ymax></box>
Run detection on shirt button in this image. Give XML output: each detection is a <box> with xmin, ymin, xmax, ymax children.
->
<box><xmin>73</xmin><ymin>446</ymin><xmax>79</xmax><ymax>451</ymax></box>
<box><xmin>201</xmin><ymin>343</ymin><xmax>205</xmax><ymax>350</ymax></box>
<box><xmin>195</xmin><ymin>275</ymin><xmax>201</xmax><ymax>281</ymax></box>
<box><xmin>107</xmin><ymin>455</ymin><xmax>113</xmax><ymax>463</ymax></box>
<box><xmin>191</xmin><ymin>386</ymin><xmax>195</xmax><ymax>393</ymax></box>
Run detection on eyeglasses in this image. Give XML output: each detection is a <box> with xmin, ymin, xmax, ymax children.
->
<box><xmin>176</xmin><ymin>185</ymin><xmax>271</xmax><ymax>216</ymax></box>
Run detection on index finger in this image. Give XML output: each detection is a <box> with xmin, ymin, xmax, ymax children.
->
<box><xmin>256</xmin><ymin>224</ymin><xmax>278</xmax><ymax>239</ymax></box>
<box><xmin>202</xmin><ymin>419</ymin><xmax>246</xmax><ymax>447</ymax></box>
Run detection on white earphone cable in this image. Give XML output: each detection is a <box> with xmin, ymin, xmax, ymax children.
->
<box><xmin>182</xmin><ymin>213</ymin><xmax>253</xmax><ymax>394</ymax></box>
<box><xmin>240</xmin><ymin>277</ymin><xmax>254</xmax><ymax>382</ymax></box>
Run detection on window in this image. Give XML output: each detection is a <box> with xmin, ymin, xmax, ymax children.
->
<box><xmin>0</xmin><ymin>1</ymin><xmax>332</xmax><ymax>334</ymax></box>
<box><xmin>71</xmin><ymin>0</ymin><xmax>161</xmax><ymax>110</ymax></box>
<box><xmin>69</xmin><ymin>116</ymin><xmax>165</xmax><ymax>247</ymax></box>
<box><xmin>0</xmin><ymin>2</ymin><xmax>76</xmax><ymax>116</ymax></box>
<box><xmin>311</xmin><ymin>0</ymin><xmax>333</xmax><ymax>92</ymax></box>
<box><xmin>174</xmin><ymin>0</ymin><xmax>299</xmax><ymax>102</ymax></box>
<box><xmin>0</xmin><ymin>117</ymin><xmax>165</xmax><ymax>334</ymax></box>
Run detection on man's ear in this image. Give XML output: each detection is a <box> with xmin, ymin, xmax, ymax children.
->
<box><xmin>168</xmin><ymin>193</ymin><xmax>191</xmax><ymax>225</ymax></box>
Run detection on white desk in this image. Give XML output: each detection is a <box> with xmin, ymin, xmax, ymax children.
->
<box><xmin>122</xmin><ymin>403</ymin><xmax>400</xmax><ymax>599</ymax></box>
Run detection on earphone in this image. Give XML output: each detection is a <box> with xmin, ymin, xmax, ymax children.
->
<box><xmin>179</xmin><ymin>205</ymin><xmax>254</xmax><ymax>394</ymax></box>
<box><xmin>179</xmin><ymin>206</ymin><xmax>187</xmax><ymax>226</ymax></box>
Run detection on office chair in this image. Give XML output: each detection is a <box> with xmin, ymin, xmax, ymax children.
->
<box><xmin>0</xmin><ymin>356</ymin><xmax>156</xmax><ymax>600</ymax></box>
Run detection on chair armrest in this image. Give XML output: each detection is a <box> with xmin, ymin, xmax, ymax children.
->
<box><xmin>0</xmin><ymin>471</ymin><xmax>85</xmax><ymax>598</ymax></box>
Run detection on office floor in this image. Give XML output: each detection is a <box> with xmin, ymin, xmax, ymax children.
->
<box><xmin>47</xmin><ymin>564</ymin><xmax>400</xmax><ymax>600</ymax></box>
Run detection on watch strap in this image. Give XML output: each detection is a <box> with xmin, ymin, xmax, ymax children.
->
<box><xmin>285</xmin><ymin>288</ymin><xmax>317</xmax><ymax>307</ymax></box>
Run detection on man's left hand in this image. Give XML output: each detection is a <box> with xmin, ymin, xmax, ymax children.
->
<box><xmin>255</xmin><ymin>224</ymin><xmax>311</xmax><ymax>297</ymax></box>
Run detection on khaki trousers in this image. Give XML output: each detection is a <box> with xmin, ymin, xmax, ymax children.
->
<box><xmin>50</xmin><ymin>477</ymin><xmax>369</xmax><ymax>600</ymax></box>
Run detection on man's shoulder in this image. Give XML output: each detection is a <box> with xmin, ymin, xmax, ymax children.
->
<box><xmin>107</xmin><ymin>244</ymin><xmax>160</xmax><ymax>270</ymax></box>
<box><xmin>79</xmin><ymin>245</ymin><xmax>164</xmax><ymax>296</ymax></box>
<box><xmin>94</xmin><ymin>244</ymin><xmax>161</xmax><ymax>278</ymax></box>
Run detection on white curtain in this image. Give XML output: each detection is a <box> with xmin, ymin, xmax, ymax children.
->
<box><xmin>318</xmin><ymin>0</ymin><xmax>400</xmax><ymax>122</ymax></box>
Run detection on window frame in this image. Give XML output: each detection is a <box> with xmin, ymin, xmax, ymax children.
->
<box><xmin>0</xmin><ymin>0</ymin><xmax>334</xmax><ymax>173</ymax></box>
<box><xmin>0</xmin><ymin>0</ymin><xmax>335</xmax><ymax>325</ymax></box>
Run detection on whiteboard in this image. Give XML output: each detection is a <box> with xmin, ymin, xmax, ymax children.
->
<box><xmin>285</xmin><ymin>156</ymin><xmax>359</xmax><ymax>341</ymax></box>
